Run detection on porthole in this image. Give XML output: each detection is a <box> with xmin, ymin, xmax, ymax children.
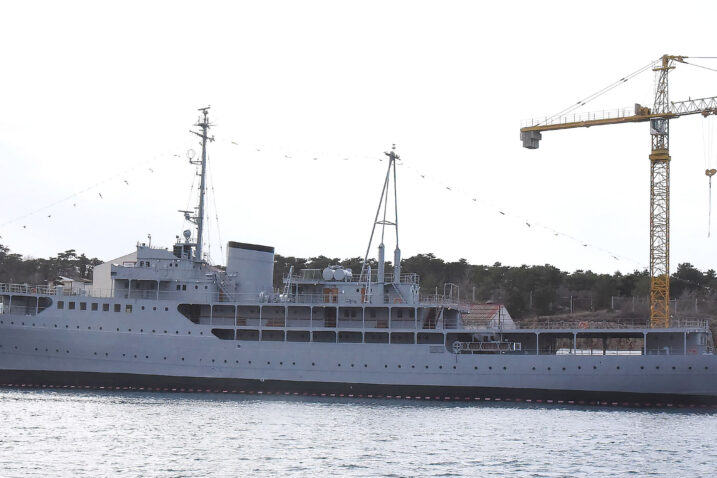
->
<box><xmin>212</xmin><ymin>359</ymin><xmax>215</xmax><ymax>363</ymax></box>
<box><xmin>338</xmin><ymin>364</ymin><xmax>342</xmax><ymax>367</ymax></box>
<box><xmin>593</xmin><ymin>366</ymin><xmax>597</xmax><ymax>370</ymax></box>
<box><xmin>640</xmin><ymin>366</ymin><xmax>644</xmax><ymax>370</ymax></box>
<box><xmin>181</xmin><ymin>357</ymin><xmax>185</xmax><ymax>361</ymax></box>
<box><xmin>706</xmin><ymin>366</ymin><xmax>709</xmax><ymax>370</ymax></box>
<box><xmin>175</xmin><ymin>331</ymin><xmax>179</xmax><ymax>334</ymax></box>
<box><xmin>152</xmin><ymin>330</ymin><xmax>155</xmax><ymax>333</ymax></box>
<box><xmin>688</xmin><ymin>366</ymin><xmax>692</xmax><ymax>370</ymax></box>
<box><xmin>439</xmin><ymin>365</ymin><xmax>443</xmax><ymax>369</ymax></box>
<box><xmin>384</xmin><ymin>364</ymin><xmax>388</xmax><ymax>368</ymax></box>
<box><xmin>656</xmin><ymin>366</ymin><xmax>660</xmax><ymax>370</ymax></box>
<box><xmin>134</xmin><ymin>355</ymin><xmax>137</xmax><ymax>358</ymax></box>
<box><xmin>364</xmin><ymin>364</ymin><xmax>368</xmax><ymax>368</ymax></box>
<box><xmin>249</xmin><ymin>360</ymin><xmax>252</xmax><ymax>364</ymax></box>
<box><xmin>292</xmin><ymin>362</ymin><xmax>296</xmax><ymax>366</ymax></box>
<box><xmin>351</xmin><ymin>364</ymin><xmax>355</xmax><ymax>367</ymax></box>
<box><xmin>145</xmin><ymin>355</ymin><xmax>149</xmax><ymax>359</ymax></box>
<box><xmin>280</xmin><ymin>362</ymin><xmax>283</xmax><ymax>365</ymax></box>
<box><xmin>425</xmin><ymin>365</ymin><xmax>429</xmax><ymax>369</ymax></box>
<box><xmin>411</xmin><ymin>365</ymin><xmax>415</xmax><ymax>369</ymax></box>
<box><xmin>672</xmin><ymin>366</ymin><xmax>676</xmax><ymax>370</ymax></box>
<box><xmin>616</xmin><ymin>366</ymin><xmax>620</xmax><ymax>370</ymax></box>
<box><xmin>504</xmin><ymin>366</ymin><xmax>508</xmax><ymax>371</ymax></box>
<box><xmin>547</xmin><ymin>367</ymin><xmax>551</xmax><ymax>371</ymax></box>
<box><xmin>312</xmin><ymin>362</ymin><xmax>315</xmax><ymax>366</ymax></box>
<box><xmin>398</xmin><ymin>365</ymin><xmax>401</xmax><ymax>368</ymax></box>
<box><xmin>140</xmin><ymin>329</ymin><xmax>143</xmax><ymax>333</ymax></box>
<box><xmin>452</xmin><ymin>365</ymin><xmax>456</xmax><ymax>369</ymax></box>
<box><xmin>267</xmin><ymin>361</ymin><xmax>271</xmax><ymax>365</ymax></box>
<box><xmin>578</xmin><ymin>366</ymin><xmax>582</xmax><ymax>370</ymax></box>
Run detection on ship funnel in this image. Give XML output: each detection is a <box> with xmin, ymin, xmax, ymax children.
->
<box><xmin>226</xmin><ymin>241</ymin><xmax>275</xmax><ymax>295</ymax></box>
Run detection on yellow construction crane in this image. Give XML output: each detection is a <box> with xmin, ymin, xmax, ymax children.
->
<box><xmin>520</xmin><ymin>55</ymin><xmax>717</xmax><ymax>328</ymax></box>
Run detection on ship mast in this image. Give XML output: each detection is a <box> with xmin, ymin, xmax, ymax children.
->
<box><xmin>360</xmin><ymin>145</ymin><xmax>401</xmax><ymax>287</ymax></box>
<box><xmin>189</xmin><ymin>106</ymin><xmax>214</xmax><ymax>262</ymax></box>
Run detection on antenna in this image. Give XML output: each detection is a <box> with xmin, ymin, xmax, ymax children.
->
<box><xmin>188</xmin><ymin>106</ymin><xmax>215</xmax><ymax>262</ymax></box>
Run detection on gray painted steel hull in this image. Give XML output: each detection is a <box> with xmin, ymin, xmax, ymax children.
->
<box><xmin>2</xmin><ymin>304</ymin><xmax>717</xmax><ymax>406</ymax></box>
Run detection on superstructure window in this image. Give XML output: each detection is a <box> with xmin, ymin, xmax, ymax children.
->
<box><xmin>103</xmin><ymin>303</ymin><xmax>109</xmax><ymax>312</ymax></box>
<box><xmin>126</xmin><ymin>305</ymin><xmax>133</xmax><ymax>313</ymax></box>
<box><xmin>91</xmin><ymin>303</ymin><xmax>98</xmax><ymax>311</ymax></box>
<box><xmin>114</xmin><ymin>304</ymin><xmax>121</xmax><ymax>312</ymax></box>
<box><xmin>80</xmin><ymin>302</ymin><xmax>87</xmax><ymax>311</ymax></box>
<box><xmin>57</xmin><ymin>301</ymin><xmax>64</xmax><ymax>309</ymax></box>
<box><xmin>68</xmin><ymin>302</ymin><xmax>75</xmax><ymax>310</ymax></box>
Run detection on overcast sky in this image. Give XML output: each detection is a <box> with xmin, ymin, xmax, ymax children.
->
<box><xmin>1</xmin><ymin>0</ymin><xmax>716</xmax><ymax>274</ymax></box>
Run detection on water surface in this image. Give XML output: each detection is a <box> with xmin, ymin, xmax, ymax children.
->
<box><xmin>1</xmin><ymin>389</ymin><xmax>715</xmax><ymax>477</ymax></box>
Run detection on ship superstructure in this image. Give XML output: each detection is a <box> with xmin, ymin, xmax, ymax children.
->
<box><xmin>1</xmin><ymin>108</ymin><xmax>716</xmax><ymax>407</ymax></box>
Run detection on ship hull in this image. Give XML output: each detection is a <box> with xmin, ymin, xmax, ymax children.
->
<box><xmin>2</xmin><ymin>304</ymin><xmax>717</xmax><ymax>408</ymax></box>
<box><xmin>2</xmin><ymin>369</ymin><xmax>716</xmax><ymax>407</ymax></box>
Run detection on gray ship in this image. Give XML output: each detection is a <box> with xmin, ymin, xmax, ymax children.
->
<box><xmin>2</xmin><ymin>108</ymin><xmax>716</xmax><ymax>407</ymax></box>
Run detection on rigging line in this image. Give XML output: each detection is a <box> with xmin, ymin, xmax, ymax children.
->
<box><xmin>207</xmin><ymin>157</ymin><xmax>224</xmax><ymax>260</ymax></box>
<box><xmin>400</xmin><ymin>161</ymin><xmax>645</xmax><ymax>268</ymax></box>
<box><xmin>539</xmin><ymin>59</ymin><xmax>657</xmax><ymax>125</ymax></box>
<box><xmin>1</xmin><ymin>155</ymin><xmax>171</xmax><ymax>228</ymax></box>
<box><xmin>682</xmin><ymin>60</ymin><xmax>717</xmax><ymax>74</ymax></box>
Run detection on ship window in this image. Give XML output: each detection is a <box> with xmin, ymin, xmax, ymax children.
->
<box><xmin>397</xmin><ymin>309</ymin><xmax>403</xmax><ymax>318</ymax></box>
<box><xmin>370</xmin><ymin>309</ymin><xmax>376</xmax><ymax>318</ymax></box>
<box><xmin>195</xmin><ymin>285</ymin><xmax>198</xmax><ymax>290</ymax></box>
<box><xmin>80</xmin><ymin>302</ymin><xmax>87</xmax><ymax>311</ymax></box>
<box><xmin>146</xmin><ymin>261</ymin><xmax>150</xmax><ymax>267</ymax></box>
<box><xmin>182</xmin><ymin>285</ymin><xmax>187</xmax><ymax>291</ymax></box>
<box><xmin>114</xmin><ymin>304</ymin><xmax>121</xmax><ymax>312</ymax></box>
<box><xmin>103</xmin><ymin>303</ymin><xmax>110</xmax><ymax>312</ymax></box>
<box><xmin>126</xmin><ymin>305</ymin><xmax>133</xmax><ymax>313</ymax></box>
<box><xmin>91</xmin><ymin>303</ymin><xmax>98</xmax><ymax>311</ymax></box>
<box><xmin>139</xmin><ymin>261</ymin><xmax>144</xmax><ymax>267</ymax></box>
<box><xmin>410</xmin><ymin>309</ymin><xmax>415</xmax><ymax>318</ymax></box>
<box><xmin>68</xmin><ymin>302</ymin><xmax>76</xmax><ymax>310</ymax></box>
<box><xmin>57</xmin><ymin>301</ymin><xmax>64</xmax><ymax>309</ymax></box>
<box><xmin>176</xmin><ymin>285</ymin><xmax>181</xmax><ymax>291</ymax></box>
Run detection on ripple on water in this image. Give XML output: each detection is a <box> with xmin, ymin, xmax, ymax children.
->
<box><xmin>1</xmin><ymin>389</ymin><xmax>717</xmax><ymax>477</ymax></box>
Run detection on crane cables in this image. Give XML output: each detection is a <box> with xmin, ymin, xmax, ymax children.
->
<box><xmin>537</xmin><ymin>58</ymin><xmax>658</xmax><ymax>127</ymax></box>
<box><xmin>705</xmin><ymin>114</ymin><xmax>717</xmax><ymax>238</ymax></box>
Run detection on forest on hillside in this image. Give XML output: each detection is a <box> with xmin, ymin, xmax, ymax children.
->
<box><xmin>1</xmin><ymin>243</ymin><xmax>715</xmax><ymax>319</ymax></box>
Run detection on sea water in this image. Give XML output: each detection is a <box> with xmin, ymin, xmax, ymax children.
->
<box><xmin>1</xmin><ymin>389</ymin><xmax>715</xmax><ymax>477</ymax></box>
